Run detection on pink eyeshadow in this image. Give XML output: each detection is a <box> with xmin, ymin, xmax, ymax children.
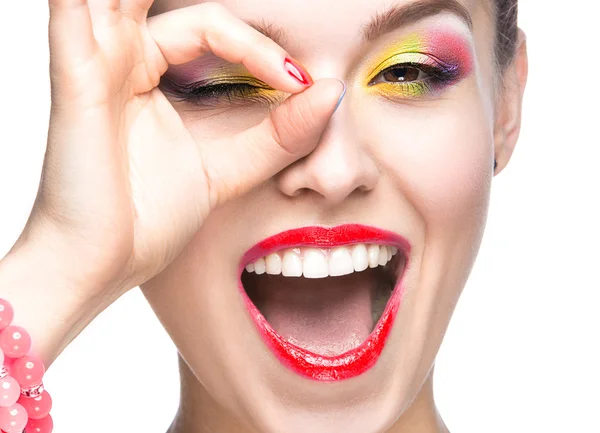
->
<box><xmin>425</xmin><ymin>31</ymin><xmax>474</xmax><ymax>77</ymax></box>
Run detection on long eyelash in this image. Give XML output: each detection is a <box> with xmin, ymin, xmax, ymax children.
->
<box><xmin>369</xmin><ymin>61</ymin><xmax>460</xmax><ymax>87</ymax></box>
<box><xmin>159</xmin><ymin>77</ymin><xmax>282</xmax><ymax>107</ymax></box>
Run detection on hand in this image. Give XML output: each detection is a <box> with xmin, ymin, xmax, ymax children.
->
<box><xmin>20</xmin><ymin>0</ymin><xmax>344</xmax><ymax>304</ymax></box>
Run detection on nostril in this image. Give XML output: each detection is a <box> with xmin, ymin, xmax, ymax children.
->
<box><xmin>275</xmin><ymin>136</ymin><xmax>379</xmax><ymax>201</ymax></box>
<box><xmin>358</xmin><ymin>183</ymin><xmax>375</xmax><ymax>192</ymax></box>
<box><xmin>276</xmin><ymin>185</ymin><xmax>309</xmax><ymax>198</ymax></box>
<box><xmin>290</xmin><ymin>187</ymin><xmax>307</xmax><ymax>197</ymax></box>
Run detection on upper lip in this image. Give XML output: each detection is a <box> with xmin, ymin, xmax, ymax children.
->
<box><xmin>240</xmin><ymin>224</ymin><xmax>412</xmax><ymax>271</ymax></box>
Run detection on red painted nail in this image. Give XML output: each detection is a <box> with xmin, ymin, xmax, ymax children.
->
<box><xmin>283</xmin><ymin>57</ymin><xmax>313</xmax><ymax>86</ymax></box>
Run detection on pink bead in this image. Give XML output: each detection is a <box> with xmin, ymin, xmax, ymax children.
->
<box><xmin>11</xmin><ymin>356</ymin><xmax>45</xmax><ymax>388</ymax></box>
<box><xmin>0</xmin><ymin>403</ymin><xmax>28</xmax><ymax>432</ymax></box>
<box><xmin>1</xmin><ymin>358</ymin><xmax>15</xmax><ymax>377</ymax></box>
<box><xmin>0</xmin><ymin>349</ymin><xmax>4</xmax><ymax>366</ymax></box>
<box><xmin>0</xmin><ymin>300</ymin><xmax>14</xmax><ymax>331</ymax></box>
<box><xmin>18</xmin><ymin>390</ymin><xmax>52</xmax><ymax>420</ymax></box>
<box><xmin>25</xmin><ymin>414</ymin><xmax>53</xmax><ymax>433</ymax></box>
<box><xmin>0</xmin><ymin>377</ymin><xmax>20</xmax><ymax>408</ymax></box>
<box><xmin>0</xmin><ymin>326</ymin><xmax>31</xmax><ymax>358</ymax></box>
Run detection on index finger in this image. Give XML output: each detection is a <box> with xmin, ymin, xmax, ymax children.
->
<box><xmin>147</xmin><ymin>2</ymin><xmax>314</xmax><ymax>93</ymax></box>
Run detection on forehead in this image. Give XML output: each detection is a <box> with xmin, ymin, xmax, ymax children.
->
<box><xmin>150</xmin><ymin>0</ymin><xmax>488</xmax><ymax>53</ymax></box>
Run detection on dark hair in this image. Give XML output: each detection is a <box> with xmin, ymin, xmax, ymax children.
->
<box><xmin>494</xmin><ymin>0</ymin><xmax>519</xmax><ymax>70</ymax></box>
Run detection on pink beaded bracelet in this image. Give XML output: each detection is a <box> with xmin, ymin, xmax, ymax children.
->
<box><xmin>0</xmin><ymin>299</ymin><xmax>53</xmax><ymax>433</ymax></box>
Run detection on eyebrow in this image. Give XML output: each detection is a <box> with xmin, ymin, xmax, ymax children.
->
<box><xmin>361</xmin><ymin>0</ymin><xmax>472</xmax><ymax>42</ymax></box>
<box><xmin>245</xmin><ymin>0</ymin><xmax>472</xmax><ymax>48</ymax></box>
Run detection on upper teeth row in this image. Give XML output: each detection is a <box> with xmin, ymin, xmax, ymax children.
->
<box><xmin>245</xmin><ymin>244</ymin><xmax>398</xmax><ymax>278</ymax></box>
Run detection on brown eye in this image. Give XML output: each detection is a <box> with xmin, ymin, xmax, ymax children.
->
<box><xmin>382</xmin><ymin>66</ymin><xmax>423</xmax><ymax>83</ymax></box>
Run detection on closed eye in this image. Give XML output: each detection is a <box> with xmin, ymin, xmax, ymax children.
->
<box><xmin>159</xmin><ymin>76</ymin><xmax>282</xmax><ymax>108</ymax></box>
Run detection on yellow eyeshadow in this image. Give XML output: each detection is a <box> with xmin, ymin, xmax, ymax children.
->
<box><xmin>192</xmin><ymin>63</ymin><xmax>269</xmax><ymax>88</ymax></box>
<box><xmin>366</xmin><ymin>81</ymin><xmax>431</xmax><ymax>99</ymax></box>
<box><xmin>362</xmin><ymin>33</ymin><xmax>428</xmax><ymax>83</ymax></box>
<box><xmin>365</xmin><ymin>52</ymin><xmax>432</xmax><ymax>82</ymax></box>
<box><xmin>194</xmin><ymin>72</ymin><xmax>282</xmax><ymax>107</ymax></box>
<box><xmin>203</xmin><ymin>65</ymin><xmax>276</xmax><ymax>92</ymax></box>
<box><xmin>358</xmin><ymin>32</ymin><xmax>466</xmax><ymax>100</ymax></box>
<box><xmin>202</xmin><ymin>63</ymin><xmax>251</xmax><ymax>78</ymax></box>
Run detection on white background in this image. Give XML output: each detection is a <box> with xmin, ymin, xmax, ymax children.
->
<box><xmin>0</xmin><ymin>1</ymin><xmax>598</xmax><ymax>432</ymax></box>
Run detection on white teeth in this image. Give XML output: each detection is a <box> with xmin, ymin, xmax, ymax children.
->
<box><xmin>378</xmin><ymin>246</ymin><xmax>388</xmax><ymax>266</ymax></box>
<box><xmin>282</xmin><ymin>250</ymin><xmax>303</xmax><ymax>277</ymax></box>
<box><xmin>265</xmin><ymin>253</ymin><xmax>282</xmax><ymax>275</ymax></box>
<box><xmin>329</xmin><ymin>247</ymin><xmax>354</xmax><ymax>277</ymax></box>
<box><xmin>245</xmin><ymin>243</ymin><xmax>398</xmax><ymax>278</ymax></box>
<box><xmin>303</xmin><ymin>248</ymin><xmax>329</xmax><ymax>278</ymax></box>
<box><xmin>351</xmin><ymin>244</ymin><xmax>369</xmax><ymax>272</ymax></box>
<box><xmin>254</xmin><ymin>257</ymin><xmax>266</xmax><ymax>275</ymax></box>
<box><xmin>368</xmin><ymin>244</ymin><xmax>380</xmax><ymax>268</ymax></box>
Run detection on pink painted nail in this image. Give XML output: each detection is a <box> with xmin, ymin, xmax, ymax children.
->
<box><xmin>284</xmin><ymin>57</ymin><xmax>313</xmax><ymax>86</ymax></box>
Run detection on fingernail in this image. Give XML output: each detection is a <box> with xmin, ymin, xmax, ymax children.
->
<box><xmin>333</xmin><ymin>80</ymin><xmax>347</xmax><ymax>114</ymax></box>
<box><xmin>284</xmin><ymin>57</ymin><xmax>313</xmax><ymax>86</ymax></box>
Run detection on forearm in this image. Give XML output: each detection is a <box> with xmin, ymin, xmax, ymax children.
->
<box><xmin>0</xmin><ymin>239</ymin><xmax>113</xmax><ymax>368</ymax></box>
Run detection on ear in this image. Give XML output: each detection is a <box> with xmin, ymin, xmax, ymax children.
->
<box><xmin>493</xmin><ymin>28</ymin><xmax>528</xmax><ymax>175</ymax></box>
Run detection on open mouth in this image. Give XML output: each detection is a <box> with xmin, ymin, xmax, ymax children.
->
<box><xmin>238</xmin><ymin>225</ymin><xmax>410</xmax><ymax>381</ymax></box>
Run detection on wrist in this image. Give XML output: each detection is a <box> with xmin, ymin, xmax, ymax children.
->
<box><xmin>0</xmin><ymin>240</ymin><xmax>114</xmax><ymax>368</ymax></box>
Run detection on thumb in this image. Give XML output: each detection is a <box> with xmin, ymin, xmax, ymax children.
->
<box><xmin>201</xmin><ymin>78</ymin><xmax>346</xmax><ymax>209</ymax></box>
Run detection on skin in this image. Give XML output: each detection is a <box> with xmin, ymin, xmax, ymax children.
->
<box><xmin>0</xmin><ymin>0</ymin><xmax>526</xmax><ymax>431</ymax></box>
<box><xmin>140</xmin><ymin>1</ymin><xmax>528</xmax><ymax>432</ymax></box>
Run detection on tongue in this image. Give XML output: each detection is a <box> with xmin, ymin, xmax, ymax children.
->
<box><xmin>247</xmin><ymin>269</ymin><xmax>381</xmax><ymax>356</ymax></box>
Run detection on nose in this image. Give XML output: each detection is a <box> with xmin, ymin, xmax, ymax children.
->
<box><xmin>276</xmin><ymin>102</ymin><xmax>379</xmax><ymax>205</ymax></box>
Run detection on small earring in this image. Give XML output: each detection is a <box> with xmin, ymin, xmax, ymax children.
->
<box><xmin>494</xmin><ymin>159</ymin><xmax>497</xmax><ymax>171</ymax></box>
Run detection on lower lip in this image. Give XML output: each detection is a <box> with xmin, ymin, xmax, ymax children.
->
<box><xmin>238</xmin><ymin>224</ymin><xmax>411</xmax><ymax>381</ymax></box>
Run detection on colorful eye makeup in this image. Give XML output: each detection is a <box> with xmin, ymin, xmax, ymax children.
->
<box><xmin>159</xmin><ymin>62</ymin><xmax>282</xmax><ymax>108</ymax></box>
<box><xmin>160</xmin><ymin>30</ymin><xmax>474</xmax><ymax>107</ymax></box>
<box><xmin>160</xmin><ymin>74</ymin><xmax>281</xmax><ymax>108</ymax></box>
<box><xmin>159</xmin><ymin>72</ymin><xmax>282</xmax><ymax>108</ymax></box>
<box><xmin>363</xmin><ymin>30</ymin><xmax>473</xmax><ymax>99</ymax></box>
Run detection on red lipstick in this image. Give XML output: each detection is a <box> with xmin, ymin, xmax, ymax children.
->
<box><xmin>238</xmin><ymin>224</ymin><xmax>411</xmax><ymax>381</ymax></box>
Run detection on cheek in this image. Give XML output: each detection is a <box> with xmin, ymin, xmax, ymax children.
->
<box><xmin>363</xmin><ymin>96</ymin><xmax>494</xmax><ymax>231</ymax></box>
<box><xmin>358</xmin><ymin>95</ymin><xmax>495</xmax><ymax>376</ymax></box>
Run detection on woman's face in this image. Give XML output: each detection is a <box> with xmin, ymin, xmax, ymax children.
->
<box><xmin>143</xmin><ymin>0</ymin><xmax>507</xmax><ymax>431</ymax></box>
